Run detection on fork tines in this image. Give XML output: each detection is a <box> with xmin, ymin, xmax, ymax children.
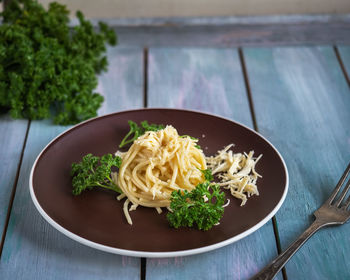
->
<box><xmin>327</xmin><ymin>162</ymin><xmax>350</xmax><ymax>208</ymax></box>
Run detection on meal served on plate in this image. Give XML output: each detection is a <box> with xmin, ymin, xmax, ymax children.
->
<box><xmin>71</xmin><ymin>121</ymin><xmax>262</xmax><ymax>230</ymax></box>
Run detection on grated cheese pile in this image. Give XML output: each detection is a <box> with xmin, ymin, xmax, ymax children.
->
<box><xmin>206</xmin><ymin>144</ymin><xmax>262</xmax><ymax>206</ymax></box>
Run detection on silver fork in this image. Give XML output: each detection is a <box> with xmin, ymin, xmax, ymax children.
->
<box><xmin>252</xmin><ymin>162</ymin><xmax>350</xmax><ymax>280</ymax></box>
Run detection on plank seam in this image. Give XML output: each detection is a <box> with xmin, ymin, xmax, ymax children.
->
<box><xmin>238</xmin><ymin>48</ymin><xmax>258</xmax><ymax>131</ymax></box>
<box><xmin>272</xmin><ymin>216</ymin><xmax>287</xmax><ymax>280</ymax></box>
<box><xmin>0</xmin><ymin>120</ymin><xmax>31</xmax><ymax>259</ymax></box>
<box><xmin>141</xmin><ymin>258</ymin><xmax>146</xmax><ymax>280</ymax></box>
<box><xmin>143</xmin><ymin>47</ymin><xmax>149</xmax><ymax>108</ymax></box>
<box><xmin>334</xmin><ymin>46</ymin><xmax>350</xmax><ymax>89</ymax></box>
<box><xmin>141</xmin><ymin>47</ymin><xmax>148</xmax><ymax>280</ymax></box>
<box><xmin>238</xmin><ymin>48</ymin><xmax>288</xmax><ymax>280</ymax></box>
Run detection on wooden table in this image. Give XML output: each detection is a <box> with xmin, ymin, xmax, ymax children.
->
<box><xmin>0</xmin><ymin>24</ymin><xmax>350</xmax><ymax>279</ymax></box>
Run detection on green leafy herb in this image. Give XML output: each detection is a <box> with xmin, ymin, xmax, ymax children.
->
<box><xmin>201</xmin><ymin>168</ymin><xmax>214</xmax><ymax>181</ymax></box>
<box><xmin>167</xmin><ymin>181</ymin><xmax>225</xmax><ymax>231</ymax></box>
<box><xmin>119</xmin><ymin>120</ymin><xmax>165</xmax><ymax>148</ymax></box>
<box><xmin>180</xmin><ymin>135</ymin><xmax>198</xmax><ymax>140</ymax></box>
<box><xmin>71</xmin><ymin>153</ymin><xmax>122</xmax><ymax>195</ymax></box>
<box><xmin>0</xmin><ymin>0</ymin><xmax>117</xmax><ymax>124</ymax></box>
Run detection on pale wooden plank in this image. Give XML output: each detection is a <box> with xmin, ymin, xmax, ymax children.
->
<box><xmin>148</xmin><ymin>48</ymin><xmax>252</xmax><ymax>125</ymax></box>
<box><xmin>108</xmin><ymin>14</ymin><xmax>350</xmax><ymax>47</ymax></box>
<box><xmin>92</xmin><ymin>14</ymin><xmax>350</xmax><ymax>27</ymax></box>
<box><xmin>116</xmin><ymin>24</ymin><xmax>350</xmax><ymax>47</ymax></box>
<box><xmin>244</xmin><ymin>46</ymin><xmax>350</xmax><ymax>279</ymax></box>
<box><xmin>147</xmin><ymin>47</ymin><xmax>283</xmax><ymax>280</ymax></box>
<box><xmin>0</xmin><ymin>47</ymin><xmax>143</xmax><ymax>279</ymax></box>
<box><xmin>0</xmin><ymin>117</ymin><xmax>27</xmax><ymax>239</ymax></box>
<box><xmin>97</xmin><ymin>47</ymin><xmax>145</xmax><ymax>114</ymax></box>
<box><xmin>338</xmin><ymin>45</ymin><xmax>350</xmax><ymax>81</ymax></box>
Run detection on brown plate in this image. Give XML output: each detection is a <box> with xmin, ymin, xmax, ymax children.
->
<box><xmin>30</xmin><ymin>108</ymin><xmax>288</xmax><ymax>257</ymax></box>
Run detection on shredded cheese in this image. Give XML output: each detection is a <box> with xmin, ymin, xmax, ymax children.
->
<box><xmin>206</xmin><ymin>145</ymin><xmax>262</xmax><ymax>206</ymax></box>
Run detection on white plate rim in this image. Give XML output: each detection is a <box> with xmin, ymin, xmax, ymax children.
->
<box><xmin>29</xmin><ymin>107</ymin><xmax>289</xmax><ymax>258</ymax></box>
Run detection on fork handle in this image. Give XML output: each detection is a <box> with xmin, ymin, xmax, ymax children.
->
<box><xmin>251</xmin><ymin>220</ymin><xmax>326</xmax><ymax>280</ymax></box>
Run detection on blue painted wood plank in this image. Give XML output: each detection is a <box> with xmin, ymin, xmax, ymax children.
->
<box><xmin>148</xmin><ymin>48</ymin><xmax>252</xmax><ymax>126</ymax></box>
<box><xmin>0</xmin><ymin>47</ymin><xmax>143</xmax><ymax>279</ymax></box>
<box><xmin>147</xmin><ymin>47</ymin><xmax>283</xmax><ymax>280</ymax></box>
<box><xmin>0</xmin><ymin>117</ymin><xmax>27</xmax><ymax>239</ymax></box>
<box><xmin>243</xmin><ymin>46</ymin><xmax>350</xmax><ymax>279</ymax></box>
<box><xmin>338</xmin><ymin>46</ymin><xmax>350</xmax><ymax>80</ymax></box>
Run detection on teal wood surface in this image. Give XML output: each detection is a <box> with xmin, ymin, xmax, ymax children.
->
<box><xmin>243</xmin><ymin>46</ymin><xmax>350</xmax><ymax>279</ymax></box>
<box><xmin>147</xmin><ymin>48</ymin><xmax>282</xmax><ymax>280</ymax></box>
<box><xmin>338</xmin><ymin>46</ymin><xmax>350</xmax><ymax>79</ymax></box>
<box><xmin>0</xmin><ymin>117</ymin><xmax>27</xmax><ymax>240</ymax></box>
<box><xmin>0</xmin><ymin>47</ymin><xmax>143</xmax><ymax>279</ymax></box>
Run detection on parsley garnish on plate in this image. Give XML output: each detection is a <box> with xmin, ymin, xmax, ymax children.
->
<box><xmin>119</xmin><ymin>121</ymin><xmax>202</xmax><ymax>149</ymax></box>
<box><xmin>119</xmin><ymin>120</ymin><xmax>165</xmax><ymax>148</ymax></box>
<box><xmin>71</xmin><ymin>154</ymin><xmax>122</xmax><ymax>195</ymax></box>
<box><xmin>71</xmin><ymin>122</ymin><xmax>226</xmax><ymax>231</ymax></box>
<box><xmin>167</xmin><ymin>169</ymin><xmax>225</xmax><ymax>231</ymax></box>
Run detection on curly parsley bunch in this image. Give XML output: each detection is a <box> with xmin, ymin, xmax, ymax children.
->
<box><xmin>0</xmin><ymin>0</ymin><xmax>117</xmax><ymax>124</ymax></box>
<box><xmin>167</xmin><ymin>170</ymin><xmax>225</xmax><ymax>231</ymax></box>
<box><xmin>167</xmin><ymin>181</ymin><xmax>225</xmax><ymax>231</ymax></box>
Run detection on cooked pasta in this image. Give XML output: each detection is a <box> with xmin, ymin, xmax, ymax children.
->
<box><xmin>116</xmin><ymin>125</ymin><xmax>207</xmax><ymax>224</ymax></box>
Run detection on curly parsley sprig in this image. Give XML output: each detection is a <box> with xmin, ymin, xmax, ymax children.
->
<box><xmin>167</xmin><ymin>169</ymin><xmax>225</xmax><ymax>231</ymax></box>
<box><xmin>119</xmin><ymin>120</ymin><xmax>165</xmax><ymax>148</ymax></box>
<box><xmin>119</xmin><ymin>120</ymin><xmax>203</xmax><ymax>149</ymax></box>
<box><xmin>71</xmin><ymin>153</ymin><xmax>122</xmax><ymax>195</ymax></box>
<box><xmin>0</xmin><ymin>0</ymin><xmax>116</xmax><ymax>124</ymax></box>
